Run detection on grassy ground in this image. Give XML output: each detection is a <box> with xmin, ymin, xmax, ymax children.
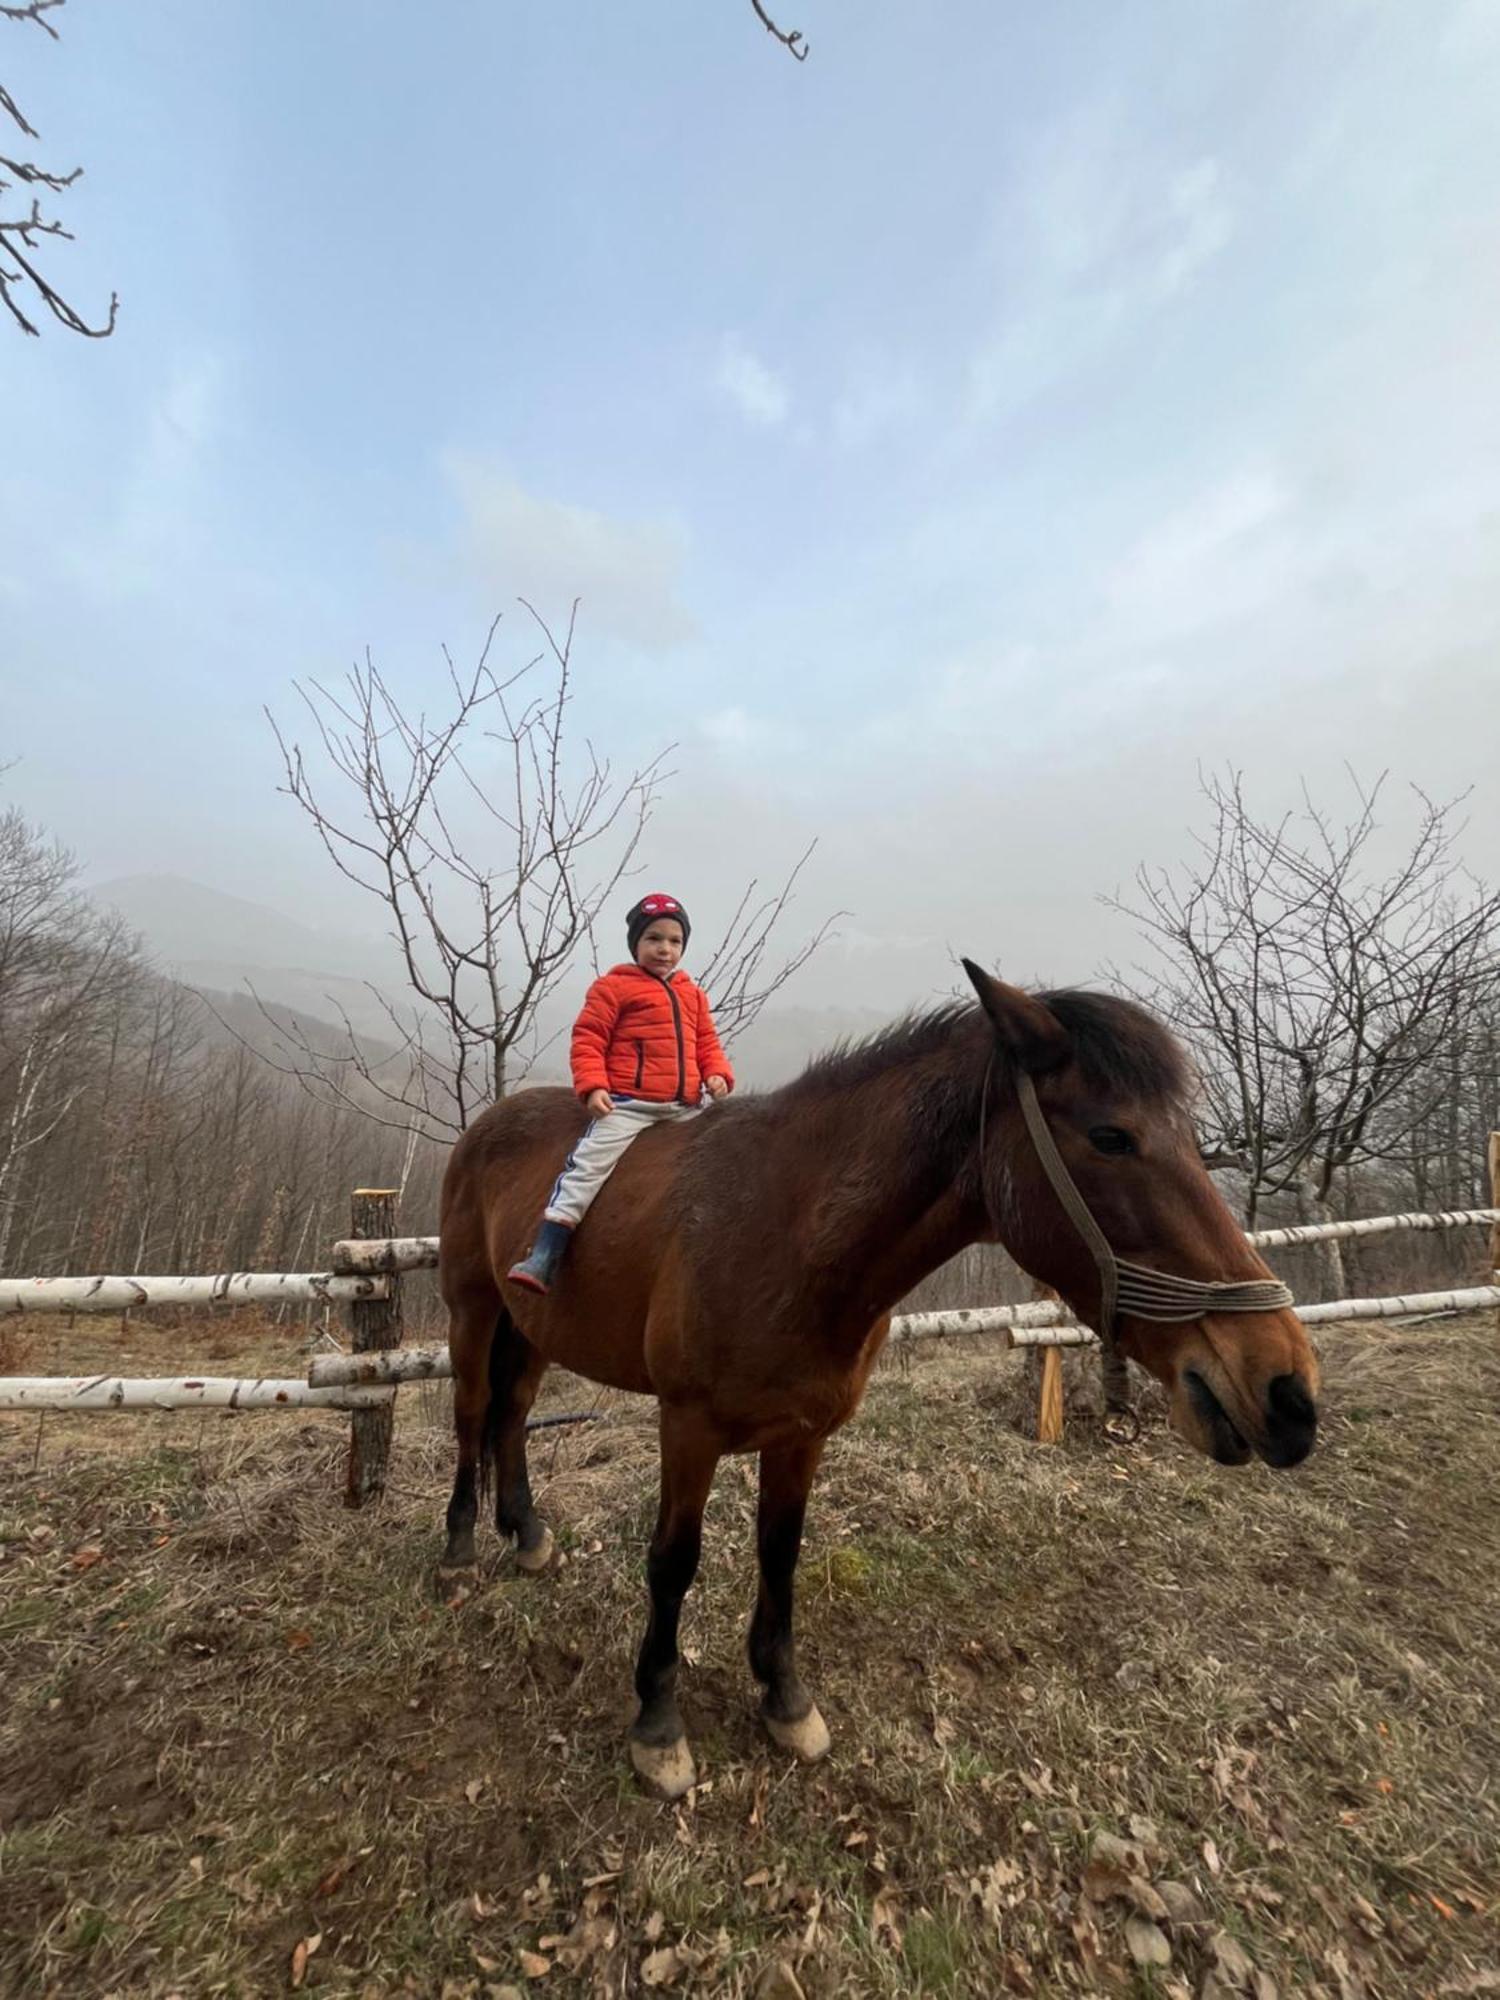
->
<box><xmin>1</xmin><ymin>1309</ymin><xmax>1498</xmax><ymax>1998</ymax></box>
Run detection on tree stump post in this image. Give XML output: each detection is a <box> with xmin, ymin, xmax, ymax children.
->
<box><xmin>1028</xmin><ymin>1281</ymin><xmax>1066</xmax><ymax>1443</ymax></box>
<box><xmin>343</xmin><ymin>1189</ymin><xmax>402</xmax><ymax>1508</ymax></box>
<box><xmin>1489</xmin><ymin>1132</ymin><xmax>1500</xmax><ymax>1278</ymax></box>
<box><xmin>1036</xmin><ymin>1346</ymin><xmax>1065</xmax><ymax>1444</ymax></box>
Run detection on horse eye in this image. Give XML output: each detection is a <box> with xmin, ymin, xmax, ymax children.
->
<box><xmin>1088</xmin><ymin>1126</ymin><xmax>1135</xmax><ymax>1156</ymax></box>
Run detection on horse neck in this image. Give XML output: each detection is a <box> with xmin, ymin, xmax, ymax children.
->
<box><xmin>790</xmin><ymin>1026</ymin><xmax>992</xmax><ymax>1325</ymax></box>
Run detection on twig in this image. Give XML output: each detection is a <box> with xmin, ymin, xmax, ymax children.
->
<box><xmin>750</xmin><ymin>0</ymin><xmax>808</xmax><ymax>60</ymax></box>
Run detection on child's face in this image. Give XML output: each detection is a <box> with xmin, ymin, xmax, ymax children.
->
<box><xmin>636</xmin><ymin>919</ymin><xmax>686</xmax><ymax>974</ymax></box>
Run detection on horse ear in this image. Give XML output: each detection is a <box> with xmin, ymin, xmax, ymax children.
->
<box><xmin>961</xmin><ymin>960</ymin><xmax>1070</xmax><ymax>1074</ymax></box>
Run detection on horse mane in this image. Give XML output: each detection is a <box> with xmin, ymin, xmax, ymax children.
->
<box><xmin>775</xmin><ymin>1002</ymin><xmax>974</xmax><ymax>1101</ymax></box>
<box><xmin>1039</xmin><ymin>989</ymin><xmax>1195</xmax><ymax>1105</ymax></box>
<box><xmin>772</xmin><ymin>988</ymin><xmax>1193</xmax><ymax>1107</ymax></box>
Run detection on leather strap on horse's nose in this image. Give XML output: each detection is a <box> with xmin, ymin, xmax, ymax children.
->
<box><xmin>1013</xmin><ymin>1071</ymin><xmax>1294</xmax><ymax>1341</ymax></box>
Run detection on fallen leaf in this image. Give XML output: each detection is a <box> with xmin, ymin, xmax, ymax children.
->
<box><xmin>70</xmin><ymin>1546</ymin><xmax>104</xmax><ymax>1571</ymax></box>
<box><xmin>1000</xmin><ymin>1951</ymin><xmax>1035</xmax><ymax>1995</ymax></box>
<box><xmin>1128</xmin><ymin>1877</ymin><xmax>1171</xmax><ymax>1921</ymax></box>
<box><xmin>285</xmin><ymin>1629</ymin><xmax>312</xmax><ymax>1651</ymax></box>
<box><xmin>1208</xmin><ymin>1932</ymin><xmax>1254</xmax><ymax>1983</ymax></box>
<box><xmin>465</xmin><ymin>1778</ymin><xmax>485</xmax><ymax>1805</ymax></box>
<box><xmin>755</xmin><ymin>1964</ymin><xmax>806</xmax><ymax>2000</ymax></box>
<box><xmin>1251</xmin><ymin>1972</ymin><xmax>1280</xmax><ymax>2000</ymax></box>
<box><xmin>640</xmin><ymin>1946</ymin><xmax>685</xmax><ymax>1987</ymax></box>
<box><xmin>289</xmin><ymin>1933</ymin><xmax>322</xmax><ymax>1989</ymax></box>
<box><xmin>517</xmin><ymin>1950</ymin><xmax>551</xmax><ymax>1979</ymax></box>
<box><xmin>1091</xmin><ymin>1831</ymin><xmax>1145</xmax><ymax>1873</ymax></box>
<box><xmin>644</xmin><ymin>1910</ymin><xmax>665</xmax><ymax>1943</ymax></box>
<box><xmin>313</xmin><ymin>1855</ymin><xmax>350</xmax><ymax>1898</ymax></box>
<box><xmin>1156</xmin><ymin>1880</ymin><xmax>1206</xmax><ymax>1928</ymax></box>
<box><xmin>1203</xmin><ymin>1836</ymin><xmax>1222</xmax><ymax>1875</ymax></box>
<box><xmin>1429</xmin><ymin>1893</ymin><xmax>1458</xmax><ymax>1920</ymax></box>
<box><xmin>1125</xmin><ymin>1916</ymin><xmax>1171</xmax><ymax>1968</ymax></box>
<box><xmin>872</xmin><ymin>1888</ymin><xmax>903</xmax><ymax>1950</ymax></box>
<box><xmin>1083</xmin><ymin>1860</ymin><xmax>1131</xmax><ymax>1905</ymax></box>
<box><xmin>743</xmin><ymin>1868</ymin><xmax>772</xmax><ymax>1890</ymax></box>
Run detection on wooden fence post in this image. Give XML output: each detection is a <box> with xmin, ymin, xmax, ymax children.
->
<box><xmin>1029</xmin><ymin>1281</ymin><xmax>1066</xmax><ymax>1443</ymax></box>
<box><xmin>1489</xmin><ymin>1133</ymin><xmax>1500</xmax><ymax>1277</ymax></box>
<box><xmin>1036</xmin><ymin>1346</ymin><xmax>1064</xmax><ymax>1444</ymax></box>
<box><xmin>343</xmin><ymin>1188</ymin><xmax>403</xmax><ymax>1508</ymax></box>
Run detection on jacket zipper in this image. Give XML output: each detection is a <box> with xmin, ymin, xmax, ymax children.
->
<box><xmin>664</xmin><ymin>978</ymin><xmax>686</xmax><ymax>1101</ymax></box>
<box><xmin>633</xmin><ymin>1040</ymin><xmax>645</xmax><ymax>1090</ymax></box>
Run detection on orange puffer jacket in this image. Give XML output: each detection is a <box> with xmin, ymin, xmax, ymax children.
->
<box><xmin>570</xmin><ymin>965</ymin><xmax>734</xmax><ymax>1104</ymax></box>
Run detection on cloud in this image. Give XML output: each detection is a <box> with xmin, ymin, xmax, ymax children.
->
<box><xmin>968</xmin><ymin>112</ymin><xmax>1236</xmax><ymax>421</ymax></box>
<box><xmin>442</xmin><ymin>453</ymin><xmax>697</xmax><ymax>651</ymax></box>
<box><xmin>1102</xmin><ymin>468</ymin><xmax>1294</xmax><ymax>642</ymax></box>
<box><xmin>62</xmin><ymin>351</ymin><xmax>229</xmax><ymax>598</ymax></box>
<box><xmin>699</xmin><ymin>705</ymin><xmax>804</xmax><ymax>754</ymax></box>
<box><xmin>715</xmin><ymin>335</ymin><xmax>790</xmax><ymax>427</ymax></box>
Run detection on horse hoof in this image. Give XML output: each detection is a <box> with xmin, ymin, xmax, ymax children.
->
<box><xmin>764</xmin><ymin>1703</ymin><xmax>831</xmax><ymax>1763</ymax></box>
<box><xmin>515</xmin><ymin>1525</ymin><xmax>555</xmax><ymax>1574</ymax></box>
<box><xmin>630</xmin><ymin>1733</ymin><xmax>697</xmax><ymax>1801</ymax></box>
<box><xmin>435</xmin><ymin>1563</ymin><xmax>479</xmax><ymax>1603</ymax></box>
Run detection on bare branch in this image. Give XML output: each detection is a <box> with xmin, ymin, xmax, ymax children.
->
<box><xmin>1</xmin><ymin>0</ymin><xmax>117</xmax><ymax>338</ymax></box>
<box><xmin>750</xmin><ymin>0</ymin><xmax>809</xmax><ymax>60</ymax></box>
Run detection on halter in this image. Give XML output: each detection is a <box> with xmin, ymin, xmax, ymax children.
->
<box><xmin>982</xmin><ymin>1060</ymin><xmax>1294</xmax><ymax>1352</ymax></box>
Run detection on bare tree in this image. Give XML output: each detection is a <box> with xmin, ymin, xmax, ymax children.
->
<box><xmin>1</xmin><ymin>0</ymin><xmax>116</xmax><ymax>338</ymax></box>
<box><xmin>262</xmin><ymin>605</ymin><xmax>835</xmax><ymax>1140</ymax></box>
<box><xmin>1111</xmin><ymin>771</ymin><xmax>1500</xmax><ymax>1288</ymax></box>
<box><xmin>696</xmin><ymin>843</ymin><xmax>840</xmax><ymax>1042</ymax></box>
<box><xmin>0</xmin><ymin>806</ymin><xmax>139</xmax><ymax>1264</ymax></box>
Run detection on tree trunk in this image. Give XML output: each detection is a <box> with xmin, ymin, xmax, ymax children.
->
<box><xmin>1294</xmin><ymin>1177</ymin><xmax>1346</xmax><ymax>1299</ymax></box>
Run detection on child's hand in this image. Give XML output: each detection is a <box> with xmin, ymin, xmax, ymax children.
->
<box><xmin>586</xmin><ymin>1089</ymin><xmax>614</xmax><ymax>1118</ymax></box>
<box><xmin>704</xmin><ymin>1075</ymin><xmax>730</xmax><ymax>1101</ymax></box>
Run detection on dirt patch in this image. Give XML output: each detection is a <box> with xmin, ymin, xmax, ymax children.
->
<box><xmin>2</xmin><ymin>1311</ymin><xmax>1499</xmax><ymax>1995</ymax></box>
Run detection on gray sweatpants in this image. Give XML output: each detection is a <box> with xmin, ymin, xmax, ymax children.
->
<box><xmin>543</xmin><ymin>1098</ymin><xmax>704</xmax><ymax>1228</ymax></box>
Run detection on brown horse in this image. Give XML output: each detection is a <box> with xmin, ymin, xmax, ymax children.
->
<box><xmin>438</xmin><ymin>965</ymin><xmax>1319</xmax><ymax>1799</ymax></box>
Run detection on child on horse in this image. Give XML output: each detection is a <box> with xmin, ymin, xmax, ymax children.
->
<box><xmin>507</xmin><ymin>893</ymin><xmax>735</xmax><ymax>1294</ymax></box>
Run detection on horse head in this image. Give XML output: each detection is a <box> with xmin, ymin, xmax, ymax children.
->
<box><xmin>964</xmin><ymin>962</ymin><xmax>1320</xmax><ymax>1469</ymax></box>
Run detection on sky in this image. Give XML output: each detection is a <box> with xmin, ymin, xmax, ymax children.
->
<box><xmin>3</xmin><ymin>0</ymin><xmax>1500</xmax><ymax>1018</ymax></box>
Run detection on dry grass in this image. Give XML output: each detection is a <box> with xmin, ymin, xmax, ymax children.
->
<box><xmin>2</xmin><ymin>1313</ymin><xmax>1499</xmax><ymax>1998</ymax></box>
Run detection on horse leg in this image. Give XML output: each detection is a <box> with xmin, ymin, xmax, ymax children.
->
<box><xmin>629</xmin><ymin>1407</ymin><xmax>721</xmax><ymax>1801</ymax></box>
<box><xmin>487</xmin><ymin>1311</ymin><xmax>553</xmax><ymax>1572</ymax></box>
<box><xmin>439</xmin><ymin>1287</ymin><xmax>498</xmax><ymax>1587</ymax></box>
<box><xmin>749</xmin><ymin>1437</ymin><xmax>831</xmax><ymax>1763</ymax></box>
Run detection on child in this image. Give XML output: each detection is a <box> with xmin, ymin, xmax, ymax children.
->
<box><xmin>507</xmin><ymin>893</ymin><xmax>734</xmax><ymax>1294</ymax></box>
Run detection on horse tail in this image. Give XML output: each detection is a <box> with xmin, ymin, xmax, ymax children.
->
<box><xmin>475</xmin><ymin>1304</ymin><xmax>513</xmax><ymax>1507</ymax></box>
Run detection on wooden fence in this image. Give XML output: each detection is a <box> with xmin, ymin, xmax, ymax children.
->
<box><xmin>3</xmin><ymin>1164</ymin><xmax>1498</xmax><ymax>1483</ymax></box>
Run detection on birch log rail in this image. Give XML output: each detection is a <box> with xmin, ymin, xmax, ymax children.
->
<box><xmin>0</xmin><ymin>1272</ymin><xmax>387</xmax><ymax>1314</ymax></box>
<box><xmin>0</xmin><ymin>1375</ymin><xmax>395</xmax><ymax>1411</ymax></box>
<box><xmin>4</xmin><ymin>1183</ymin><xmax>1497</xmax><ymax>1474</ymax></box>
<box><xmin>324</xmin><ymin>1205</ymin><xmax>1500</xmax><ymax>1276</ymax></box>
<box><xmin>307</xmin><ymin>1284</ymin><xmax>1500</xmax><ymax>1389</ymax></box>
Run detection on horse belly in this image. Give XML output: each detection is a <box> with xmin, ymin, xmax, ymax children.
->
<box><xmin>705</xmin><ymin>1318</ymin><xmax>891</xmax><ymax>1454</ymax></box>
<box><xmin>508</xmin><ymin>1300</ymin><xmax>655</xmax><ymax>1397</ymax></box>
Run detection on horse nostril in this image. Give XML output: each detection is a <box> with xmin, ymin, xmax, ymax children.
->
<box><xmin>1269</xmin><ymin>1373</ymin><xmax>1316</xmax><ymax>1427</ymax></box>
<box><xmin>1264</xmin><ymin>1372</ymin><xmax>1317</xmax><ymax>1467</ymax></box>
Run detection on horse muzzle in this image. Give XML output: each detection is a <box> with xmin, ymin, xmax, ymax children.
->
<box><xmin>1184</xmin><ymin>1365</ymin><xmax>1318</xmax><ymax>1469</ymax></box>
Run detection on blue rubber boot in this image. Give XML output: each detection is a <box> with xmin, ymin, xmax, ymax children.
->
<box><xmin>507</xmin><ymin>1219</ymin><xmax>573</xmax><ymax>1296</ymax></box>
